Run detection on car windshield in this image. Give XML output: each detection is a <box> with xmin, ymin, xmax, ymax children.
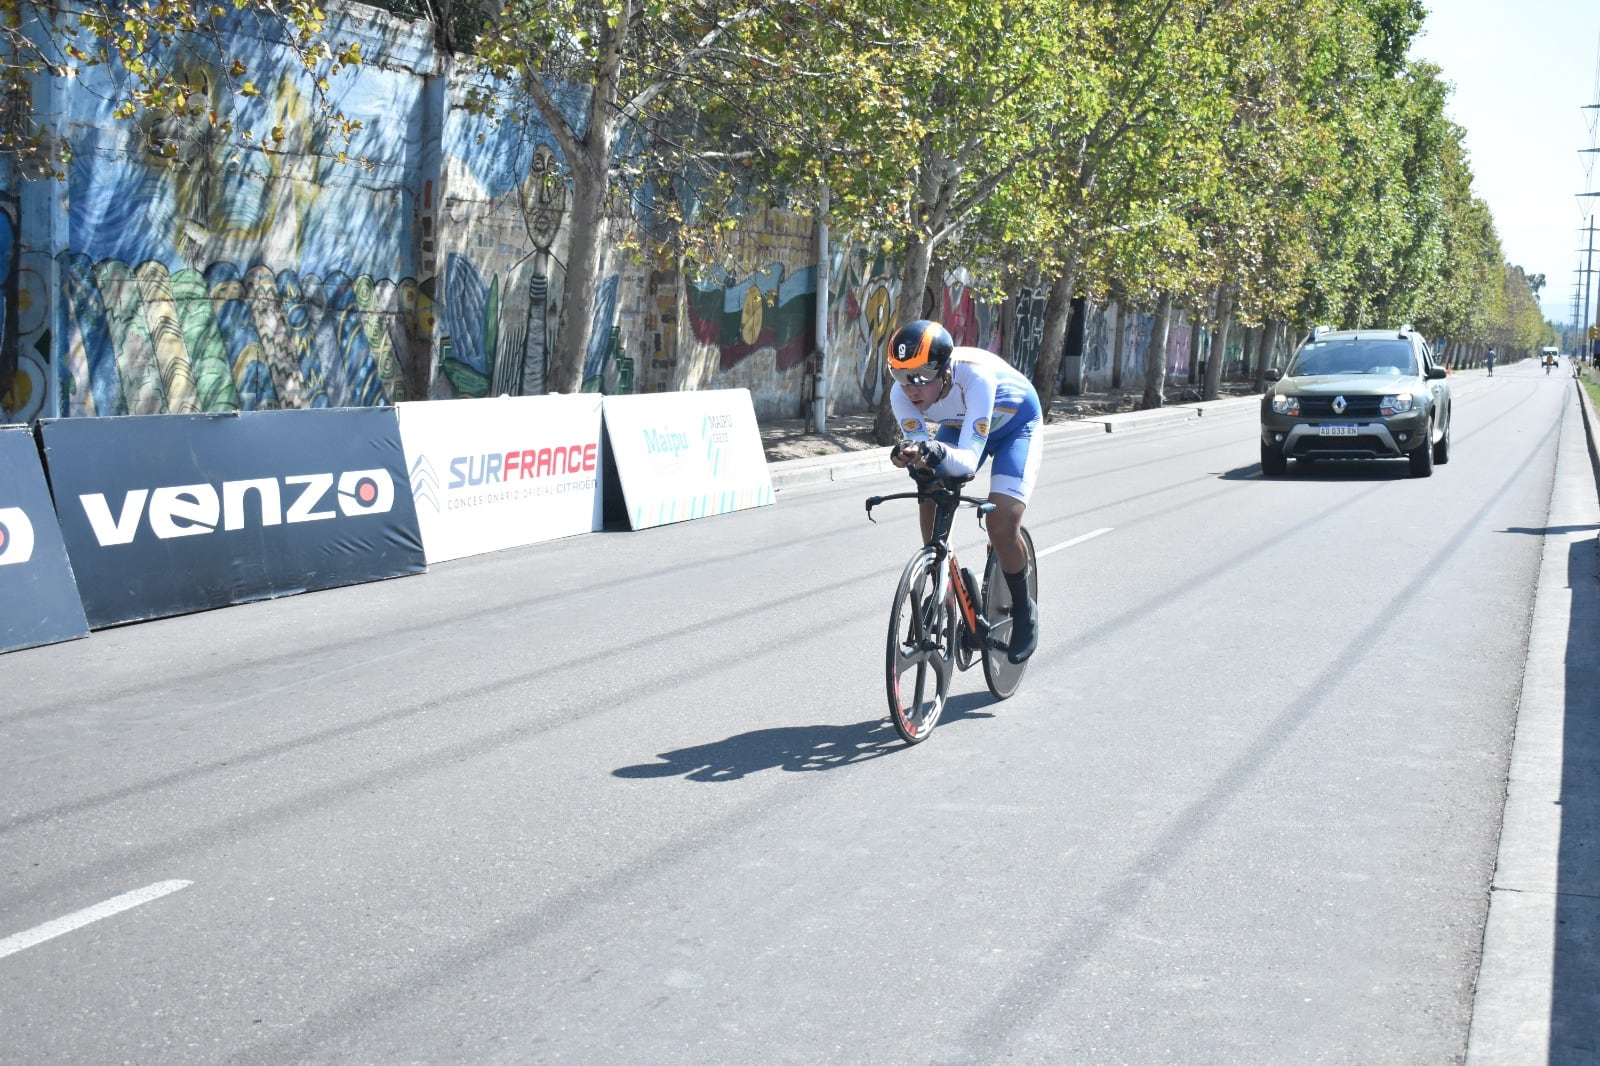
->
<box><xmin>1288</xmin><ymin>339</ymin><xmax>1418</xmax><ymax>377</ymax></box>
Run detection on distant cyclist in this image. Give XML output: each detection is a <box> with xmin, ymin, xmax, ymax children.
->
<box><xmin>885</xmin><ymin>320</ymin><xmax>1042</xmax><ymax>662</ymax></box>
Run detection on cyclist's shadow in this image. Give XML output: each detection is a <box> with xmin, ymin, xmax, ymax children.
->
<box><xmin>612</xmin><ymin>693</ymin><xmax>997</xmax><ymax>782</ymax></box>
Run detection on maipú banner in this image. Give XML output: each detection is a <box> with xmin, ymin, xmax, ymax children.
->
<box><xmin>39</xmin><ymin>409</ymin><xmax>426</xmax><ymax>628</ymax></box>
<box><xmin>0</xmin><ymin>426</ymin><xmax>90</xmax><ymax>652</ymax></box>
<box><xmin>602</xmin><ymin>389</ymin><xmax>774</xmax><ymax>531</ymax></box>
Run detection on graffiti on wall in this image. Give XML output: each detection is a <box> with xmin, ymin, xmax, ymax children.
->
<box><xmin>47</xmin><ymin>253</ymin><xmax>431</xmax><ymax>417</ymax></box>
<box><xmin>1068</xmin><ymin>301</ymin><xmax>1199</xmax><ymax>393</ymax></box>
<box><xmin>641</xmin><ymin>203</ymin><xmax>823</xmax><ymax>417</ymax></box>
<box><xmin>829</xmin><ymin>246</ymin><xmax>897</xmax><ymax>411</ymax></box>
<box><xmin>2</xmin><ymin>7</ymin><xmax>571</xmax><ymax>422</ymax></box>
<box><xmin>0</xmin><ymin>198</ymin><xmax>20</xmax><ymax>418</ymax></box>
<box><xmin>1010</xmin><ymin>288</ymin><xmax>1049</xmax><ymax>380</ymax></box>
<box><xmin>818</xmin><ymin>248</ymin><xmax>1012</xmax><ymax>415</ymax></box>
<box><xmin>1084</xmin><ymin>302</ymin><xmax>1110</xmax><ymax>379</ymax></box>
<box><xmin>940</xmin><ymin>280</ymin><xmax>1002</xmax><ymax>354</ymax></box>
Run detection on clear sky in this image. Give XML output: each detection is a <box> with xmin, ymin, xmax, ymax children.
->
<box><xmin>1409</xmin><ymin>0</ymin><xmax>1600</xmax><ymax>326</ymax></box>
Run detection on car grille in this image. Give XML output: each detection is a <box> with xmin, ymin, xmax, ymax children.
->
<box><xmin>1288</xmin><ymin>435</ymin><xmax>1391</xmax><ymax>458</ymax></box>
<box><xmin>1298</xmin><ymin>396</ymin><xmax>1384</xmax><ymax>418</ymax></box>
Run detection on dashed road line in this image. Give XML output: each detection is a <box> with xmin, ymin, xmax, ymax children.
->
<box><xmin>1037</xmin><ymin>527</ymin><xmax>1113</xmax><ymax>559</ymax></box>
<box><xmin>0</xmin><ymin>881</ymin><xmax>192</xmax><ymax>960</ymax></box>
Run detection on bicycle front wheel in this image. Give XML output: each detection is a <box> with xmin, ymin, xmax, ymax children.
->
<box><xmin>981</xmin><ymin>527</ymin><xmax>1037</xmax><ymax>700</ymax></box>
<box><xmin>885</xmin><ymin>547</ymin><xmax>955</xmax><ymax>744</ymax></box>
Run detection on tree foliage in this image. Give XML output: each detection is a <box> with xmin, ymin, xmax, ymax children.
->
<box><xmin>3</xmin><ymin>0</ymin><xmax>1545</xmax><ymax>403</ymax></box>
<box><xmin>464</xmin><ymin>0</ymin><xmax>838</xmax><ymax>392</ymax></box>
<box><xmin>0</xmin><ymin>0</ymin><xmax>366</xmax><ymax>179</ymax></box>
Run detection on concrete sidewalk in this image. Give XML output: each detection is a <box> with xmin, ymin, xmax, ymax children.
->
<box><xmin>761</xmin><ymin>393</ymin><xmax>1260</xmax><ymax>491</ymax></box>
<box><xmin>1468</xmin><ymin>378</ymin><xmax>1600</xmax><ymax>1064</ymax></box>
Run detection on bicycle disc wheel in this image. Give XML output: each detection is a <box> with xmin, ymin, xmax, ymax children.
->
<box><xmin>885</xmin><ymin>548</ymin><xmax>954</xmax><ymax>743</ymax></box>
<box><xmin>981</xmin><ymin>527</ymin><xmax>1037</xmax><ymax>700</ymax></box>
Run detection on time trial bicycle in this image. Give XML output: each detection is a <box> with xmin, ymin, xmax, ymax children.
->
<box><xmin>865</xmin><ymin>474</ymin><xmax>1038</xmax><ymax>744</ymax></box>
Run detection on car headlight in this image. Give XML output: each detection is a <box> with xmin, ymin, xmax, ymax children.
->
<box><xmin>1381</xmin><ymin>393</ymin><xmax>1414</xmax><ymax>415</ymax></box>
<box><xmin>1271</xmin><ymin>395</ymin><xmax>1300</xmax><ymax>415</ymax></box>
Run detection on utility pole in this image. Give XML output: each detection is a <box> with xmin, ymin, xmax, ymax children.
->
<box><xmin>1585</xmin><ymin>98</ymin><xmax>1600</xmax><ymax>358</ymax></box>
<box><xmin>1580</xmin><ymin>209</ymin><xmax>1597</xmax><ymax>356</ymax></box>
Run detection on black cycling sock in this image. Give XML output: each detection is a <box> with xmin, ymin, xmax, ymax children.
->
<box><xmin>1003</xmin><ymin>565</ymin><xmax>1036</xmax><ymax>663</ymax></box>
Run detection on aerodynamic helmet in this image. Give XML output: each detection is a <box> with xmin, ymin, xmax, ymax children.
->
<box><xmin>886</xmin><ymin>320</ymin><xmax>954</xmax><ymax>387</ymax></box>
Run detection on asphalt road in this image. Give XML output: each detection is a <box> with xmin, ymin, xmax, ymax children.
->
<box><xmin>0</xmin><ymin>360</ymin><xmax>1582</xmax><ymax>1063</ymax></box>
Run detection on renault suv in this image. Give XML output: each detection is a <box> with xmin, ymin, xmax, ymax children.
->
<box><xmin>1260</xmin><ymin>327</ymin><xmax>1452</xmax><ymax>477</ymax></box>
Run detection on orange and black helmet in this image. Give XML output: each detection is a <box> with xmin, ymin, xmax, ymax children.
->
<box><xmin>886</xmin><ymin>320</ymin><xmax>954</xmax><ymax>387</ymax></box>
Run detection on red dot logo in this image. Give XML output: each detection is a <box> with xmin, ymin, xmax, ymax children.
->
<box><xmin>335</xmin><ymin>470</ymin><xmax>394</xmax><ymax>517</ymax></box>
<box><xmin>0</xmin><ymin>521</ymin><xmax>9</xmax><ymax>555</ymax></box>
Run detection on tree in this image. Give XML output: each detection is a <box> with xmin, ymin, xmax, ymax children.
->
<box><xmin>0</xmin><ymin>0</ymin><xmax>366</xmax><ymax>180</ymax></box>
<box><xmin>1414</xmin><ymin>124</ymin><xmax>1499</xmax><ymax>351</ymax></box>
<box><xmin>1002</xmin><ymin>0</ymin><xmax>1252</xmax><ymax>412</ymax></box>
<box><xmin>721</xmin><ymin>0</ymin><xmax>1096</xmax><ymax>441</ymax></box>
<box><xmin>465</xmin><ymin>0</ymin><xmax>836</xmax><ymax>394</ymax></box>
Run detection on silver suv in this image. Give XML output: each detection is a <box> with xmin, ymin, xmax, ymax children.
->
<box><xmin>1260</xmin><ymin>327</ymin><xmax>1452</xmax><ymax>477</ymax></box>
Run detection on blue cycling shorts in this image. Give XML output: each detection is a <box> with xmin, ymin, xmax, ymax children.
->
<box><xmin>934</xmin><ymin>418</ymin><xmax>1041</xmax><ymax>503</ymax></box>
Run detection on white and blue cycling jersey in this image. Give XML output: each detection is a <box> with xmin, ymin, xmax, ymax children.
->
<box><xmin>889</xmin><ymin>346</ymin><xmax>1043</xmax><ymax>502</ymax></box>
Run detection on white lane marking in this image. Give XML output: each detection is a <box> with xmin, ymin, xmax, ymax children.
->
<box><xmin>1037</xmin><ymin>527</ymin><xmax>1113</xmax><ymax>559</ymax></box>
<box><xmin>0</xmin><ymin>881</ymin><xmax>192</xmax><ymax>960</ymax></box>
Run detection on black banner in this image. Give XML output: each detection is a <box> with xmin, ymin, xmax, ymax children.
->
<box><xmin>40</xmin><ymin>409</ymin><xmax>425</xmax><ymax>628</ymax></box>
<box><xmin>0</xmin><ymin>426</ymin><xmax>90</xmax><ymax>652</ymax></box>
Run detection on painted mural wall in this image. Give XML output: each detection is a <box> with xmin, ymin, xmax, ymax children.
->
<box><xmin>1079</xmin><ymin>301</ymin><xmax>1197</xmax><ymax>392</ymax></box>
<box><xmin>6</xmin><ymin>5</ymin><xmax>441</xmax><ymax>423</ymax></box>
<box><xmin>2</xmin><ymin>0</ymin><xmax>1222</xmax><ymax>427</ymax></box>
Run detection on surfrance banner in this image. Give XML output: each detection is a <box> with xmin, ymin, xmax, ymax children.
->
<box><xmin>602</xmin><ymin>389</ymin><xmax>774</xmax><ymax>531</ymax></box>
<box><xmin>395</xmin><ymin>394</ymin><xmax>604</xmax><ymax>563</ymax></box>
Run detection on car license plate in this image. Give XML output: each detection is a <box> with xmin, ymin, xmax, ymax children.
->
<box><xmin>1318</xmin><ymin>425</ymin><xmax>1358</xmax><ymax>437</ymax></box>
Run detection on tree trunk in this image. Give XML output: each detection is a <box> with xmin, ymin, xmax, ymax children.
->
<box><xmin>926</xmin><ymin>251</ymin><xmax>950</xmax><ymax>322</ymax></box>
<box><xmin>872</xmin><ymin>238</ymin><xmax>935</xmax><ymax>444</ymax></box>
<box><xmin>1029</xmin><ymin>266</ymin><xmax>1077</xmax><ymax>419</ymax></box>
<box><xmin>1110</xmin><ymin>297</ymin><xmax>1126</xmax><ymax>391</ymax></box>
<box><xmin>547</xmin><ymin>139</ymin><xmax>610</xmax><ymax>395</ymax></box>
<box><xmin>1204</xmin><ymin>288</ymin><xmax>1232</xmax><ymax>401</ymax></box>
<box><xmin>1255</xmin><ymin>318</ymin><xmax>1280</xmax><ymax>391</ymax></box>
<box><xmin>1141</xmin><ymin>292</ymin><xmax>1172</xmax><ymax>409</ymax></box>
<box><xmin>1187</xmin><ymin>313</ymin><xmax>1203</xmax><ymax>386</ymax></box>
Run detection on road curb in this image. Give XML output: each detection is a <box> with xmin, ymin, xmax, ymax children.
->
<box><xmin>1577</xmin><ymin>374</ymin><xmax>1600</xmax><ymax>497</ymax></box>
<box><xmin>1465</xmin><ymin>373</ymin><xmax>1600</xmax><ymax>1063</ymax></box>
<box><xmin>767</xmin><ymin>449</ymin><xmax>896</xmax><ymax>490</ymax></box>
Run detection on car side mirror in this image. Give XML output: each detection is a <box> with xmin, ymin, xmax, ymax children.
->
<box><xmin>1425</xmin><ymin>365</ymin><xmax>1447</xmax><ymax>380</ymax></box>
<box><xmin>1265</xmin><ymin>368</ymin><xmax>1282</xmax><ymax>382</ymax></box>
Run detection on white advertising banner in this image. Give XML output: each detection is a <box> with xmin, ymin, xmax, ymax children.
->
<box><xmin>396</xmin><ymin>395</ymin><xmax>604</xmax><ymax>563</ymax></box>
<box><xmin>602</xmin><ymin>389</ymin><xmax>774</xmax><ymax>530</ymax></box>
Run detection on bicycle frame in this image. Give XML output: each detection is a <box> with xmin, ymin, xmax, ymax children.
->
<box><xmin>866</xmin><ymin>481</ymin><xmax>997</xmax><ymax>644</ymax></box>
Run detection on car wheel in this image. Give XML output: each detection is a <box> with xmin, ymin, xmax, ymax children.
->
<box><xmin>1433</xmin><ymin>415</ymin><xmax>1451</xmax><ymax>464</ymax></box>
<box><xmin>1409</xmin><ymin>421</ymin><xmax>1435</xmax><ymax>478</ymax></box>
<box><xmin>1261</xmin><ymin>439</ymin><xmax>1288</xmax><ymax>476</ymax></box>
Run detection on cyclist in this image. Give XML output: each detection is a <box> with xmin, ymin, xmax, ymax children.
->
<box><xmin>885</xmin><ymin>319</ymin><xmax>1042</xmax><ymax>663</ymax></box>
